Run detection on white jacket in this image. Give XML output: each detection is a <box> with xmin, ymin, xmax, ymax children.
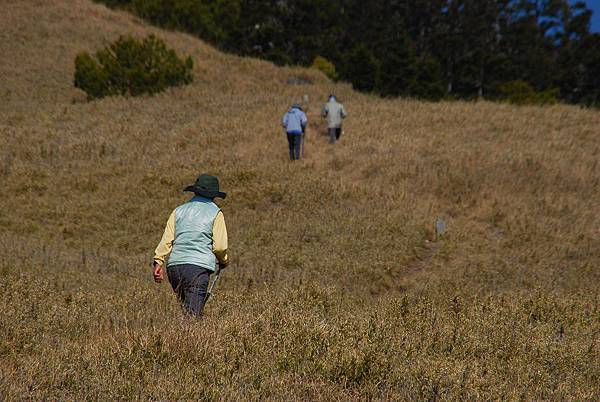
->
<box><xmin>322</xmin><ymin>99</ymin><xmax>347</xmax><ymax>129</ymax></box>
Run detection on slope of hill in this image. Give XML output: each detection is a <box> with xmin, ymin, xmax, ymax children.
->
<box><xmin>1</xmin><ymin>1</ymin><xmax>599</xmax><ymax>399</ymax></box>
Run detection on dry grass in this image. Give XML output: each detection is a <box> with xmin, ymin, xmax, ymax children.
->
<box><xmin>1</xmin><ymin>0</ymin><xmax>600</xmax><ymax>400</ymax></box>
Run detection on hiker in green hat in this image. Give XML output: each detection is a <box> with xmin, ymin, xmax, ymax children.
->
<box><xmin>153</xmin><ymin>173</ymin><xmax>229</xmax><ymax>316</ymax></box>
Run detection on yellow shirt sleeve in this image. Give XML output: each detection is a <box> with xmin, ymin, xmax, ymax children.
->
<box><xmin>212</xmin><ymin>211</ymin><xmax>229</xmax><ymax>264</ymax></box>
<box><xmin>153</xmin><ymin>210</ymin><xmax>175</xmax><ymax>266</ymax></box>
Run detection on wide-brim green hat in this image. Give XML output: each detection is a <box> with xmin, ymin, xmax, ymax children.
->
<box><xmin>184</xmin><ymin>173</ymin><xmax>227</xmax><ymax>199</ymax></box>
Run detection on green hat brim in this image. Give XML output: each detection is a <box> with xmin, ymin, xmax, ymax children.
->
<box><xmin>184</xmin><ymin>185</ymin><xmax>227</xmax><ymax>199</ymax></box>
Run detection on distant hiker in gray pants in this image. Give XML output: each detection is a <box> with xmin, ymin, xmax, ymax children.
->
<box><xmin>322</xmin><ymin>94</ymin><xmax>347</xmax><ymax>143</ymax></box>
<box><xmin>282</xmin><ymin>103</ymin><xmax>308</xmax><ymax>160</ymax></box>
<box><xmin>153</xmin><ymin>173</ymin><xmax>229</xmax><ymax>317</ymax></box>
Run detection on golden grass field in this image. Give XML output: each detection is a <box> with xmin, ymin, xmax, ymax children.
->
<box><xmin>1</xmin><ymin>0</ymin><xmax>600</xmax><ymax>400</ymax></box>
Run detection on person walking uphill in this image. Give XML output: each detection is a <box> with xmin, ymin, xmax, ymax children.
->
<box><xmin>282</xmin><ymin>103</ymin><xmax>307</xmax><ymax>160</ymax></box>
<box><xmin>152</xmin><ymin>173</ymin><xmax>229</xmax><ymax>317</ymax></box>
<box><xmin>322</xmin><ymin>94</ymin><xmax>347</xmax><ymax>144</ymax></box>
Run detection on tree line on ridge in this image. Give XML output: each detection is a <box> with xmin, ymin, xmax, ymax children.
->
<box><xmin>96</xmin><ymin>0</ymin><xmax>600</xmax><ymax>105</ymax></box>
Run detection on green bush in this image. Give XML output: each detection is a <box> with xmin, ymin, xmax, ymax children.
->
<box><xmin>311</xmin><ymin>55</ymin><xmax>338</xmax><ymax>81</ymax></box>
<box><xmin>74</xmin><ymin>35</ymin><xmax>193</xmax><ymax>99</ymax></box>
<box><xmin>496</xmin><ymin>80</ymin><xmax>559</xmax><ymax>106</ymax></box>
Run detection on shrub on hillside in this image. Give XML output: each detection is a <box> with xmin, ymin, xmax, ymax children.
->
<box><xmin>496</xmin><ymin>80</ymin><xmax>559</xmax><ymax>105</ymax></box>
<box><xmin>311</xmin><ymin>56</ymin><xmax>338</xmax><ymax>81</ymax></box>
<box><xmin>74</xmin><ymin>35</ymin><xmax>193</xmax><ymax>99</ymax></box>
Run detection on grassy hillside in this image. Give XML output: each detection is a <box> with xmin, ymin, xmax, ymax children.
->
<box><xmin>1</xmin><ymin>1</ymin><xmax>599</xmax><ymax>400</ymax></box>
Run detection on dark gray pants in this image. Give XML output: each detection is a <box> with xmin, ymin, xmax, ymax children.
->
<box><xmin>329</xmin><ymin>127</ymin><xmax>342</xmax><ymax>143</ymax></box>
<box><xmin>167</xmin><ymin>264</ymin><xmax>211</xmax><ymax>316</ymax></box>
<box><xmin>287</xmin><ymin>133</ymin><xmax>303</xmax><ymax>160</ymax></box>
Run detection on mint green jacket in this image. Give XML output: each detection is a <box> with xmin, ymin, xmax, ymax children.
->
<box><xmin>167</xmin><ymin>196</ymin><xmax>221</xmax><ymax>271</ymax></box>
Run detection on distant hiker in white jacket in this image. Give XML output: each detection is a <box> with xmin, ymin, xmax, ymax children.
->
<box><xmin>322</xmin><ymin>94</ymin><xmax>347</xmax><ymax>143</ymax></box>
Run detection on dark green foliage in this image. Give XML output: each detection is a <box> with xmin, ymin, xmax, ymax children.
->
<box><xmin>130</xmin><ymin>0</ymin><xmax>240</xmax><ymax>45</ymax></box>
<box><xmin>74</xmin><ymin>35</ymin><xmax>193</xmax><ymax>99</ymax></box>
<box><xmin>74</xmin><ymin>53</ymin><xmax>110</xmax><ymax>99</ymax></box>
<box><xmin>558</xmin><ymin>33</ymin><xmax>600</xmax><ymax>106</ymax></box>
<box><xmin>92</xmin><ymin>0</ymin><xmax>600</xmax><ymax>105</ymax></box>
<box><xmin>576</xmin><ymin>34</ymin><xmax>600</xmax><ymax>106</ymax></box>
<box><xmin>412</xmin><ymin>55</ymin><xmax>446</xmax><ymax>101</ymax></box>
<box><xmin>97</xmin><ymin>0</ymin><xmax>131</xmax><ymax>6</ymax></box>
<box><xmin>496</xmin><ymin>80</ymin><xmax>559</xmax><ymax>105</ymax></box>
<box><xmin>377</xmin><ymin>33</ymin><xmax>417</xmax><ymax>97</ymax></box>
<box><xmin>344</xmin><ymin>45</ymin><xmax>379</xmax><ymax>93</ymax></box>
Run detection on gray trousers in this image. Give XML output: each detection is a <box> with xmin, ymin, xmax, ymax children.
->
<box><xmin>329</xmin><ymin>127</ymin><xmax>342</xmax><ymax>143</ymax></box>
<box><xmin>287</xmin><ymin>133</ymin><xmax>303</xmax><ymax>160</ymax></box>
<box><xmin>167</xmin><ymin>264</ymin><xmax>211</xmax><ymax>316</ymax></box>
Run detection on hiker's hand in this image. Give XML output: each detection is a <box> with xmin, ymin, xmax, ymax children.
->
<box><xmin>218</xmin><ymin>260</ymin><xmax>229</xmax><ymax>270</ymax></box>
<box><xmin>153</xmin><ymin>263</ymin><xmax>164</xmax><ymax>283</ymax></box>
